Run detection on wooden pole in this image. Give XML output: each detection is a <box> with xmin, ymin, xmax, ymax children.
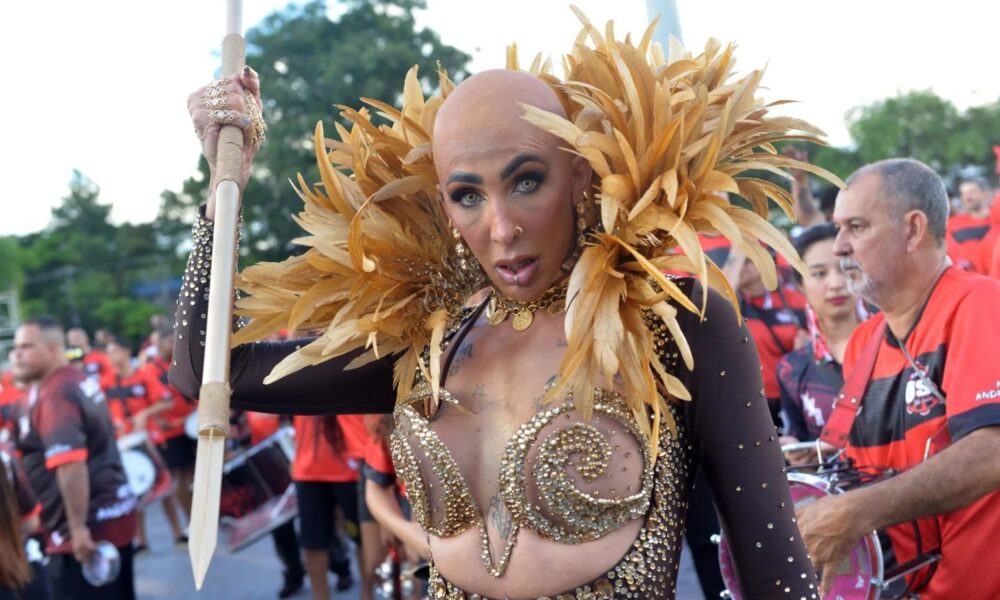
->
<box><xmin>189</xmin><ymin>0</ymin><xmax>244</xmax><ymax>589</ymax></box>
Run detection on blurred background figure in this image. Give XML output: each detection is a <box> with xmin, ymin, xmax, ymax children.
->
<box><xmin>104</xmin><ymin>336</ymin><xmax>186</xmax><ymax>553</ymax></box>
<box><xmin>66</xmin><ymin>328</ymin><xmax>115</xmax><ymax>390</ymax></box>
<box><xmin>946</xmin><ymin>176</ymin><xmax>994</xmax><ymax>273</ymax></box>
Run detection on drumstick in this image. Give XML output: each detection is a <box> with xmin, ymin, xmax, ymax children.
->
<box><xmin>189</xmin><ymin>0</ymin><xmax>244</xmax><ymax>589</ymax></box>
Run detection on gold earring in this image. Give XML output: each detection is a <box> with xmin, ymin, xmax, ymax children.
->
<box><xmin>575</xmin><ymin>192</ymin><xmax>589</xmax><ymax>247</ymax></box>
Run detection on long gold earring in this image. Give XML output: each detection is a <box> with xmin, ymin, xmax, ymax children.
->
<box><xmin>576</xmin><ymin>193</ymin><xmax>589</xmax><ymax>248</ymax></box>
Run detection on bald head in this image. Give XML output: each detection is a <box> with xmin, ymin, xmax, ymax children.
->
<box><xmin>433</xmin><ymin>70</ymin><xmax>565</xmax><ymax>162</ymax></box>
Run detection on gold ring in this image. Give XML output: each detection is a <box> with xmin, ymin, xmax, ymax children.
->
<box><xmin>209</xmin><ymin>109</ymin><xmax>238</xmax><ymax>126</ymax></box>
<box><xmin>203</xmin><ymin>97</ymin><xmax>228</xmax><ymax>110</ymax></box>
<box><xmin>243</xmin><ymin>90</ymin><xmax>267</xmax><ymax>148</ymax></box>
<box><xmin>205</xmin><ymin>85</ymin><xmax>226</xmax><ymax>99</ymax></box>
<box><xmin>513</xmin><ymin>225</ymin><xmax>524</xmax><ymax>239</ymax></box>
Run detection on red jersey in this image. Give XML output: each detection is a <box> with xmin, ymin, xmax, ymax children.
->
<box><xmin>11</xmin><ymin>366</ymin><xmax>137</xmax><ymax>553</ymax></box>
<box><xmin>0</xmin><ymin>371</ymin><xmax>25</xmax><ymax>406</ymax></box>
<box><xmin>104</xmin><ymin>369</ymin><xmax>171</xmax><ymax>444</ymax></box>
<box><xmin>139</xmin><ymin>357</ymin><xmax>195</xmax><ymax>441</ymax></box>
<box><xmin>0</xmin><ymin>372</ymin><xmax>26</xmax><ymax>444</ymax></box>
<box><xmin>979</xmin><ymin>199</ymin><xmax>1000</xmax><ymax>279</ymax></box>
<box><xmin>946</xmin><ymin>212</ymin><xmax>991</xmax><ymax>274</ymax></box>
<box><xmin>245</xmin><ymin>411</ymin><xmax>281</xmax><ymax>446</ymax></box>
<box><xmin>291</xmin><ymin>414</ymin><xmax>368</xmax><ymax>482</ymax></box>
<box><xmin>741</xmin><ymin>288</ymin><xmax>808</xmax><ymax>403</ymax></box>
<box><xmin>843</xmin><ymin>267</ymin><xmax>1000</xmax><ymax>598</ymax></box>
<box><xmin>82</xmin><ymin>350</ymin><xmax>116</xmax><ymax>390</ymax></box>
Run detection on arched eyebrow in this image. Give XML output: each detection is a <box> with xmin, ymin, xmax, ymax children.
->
<box><xmin>446</xmin><ymin>172</ymin><xmax>483</xmax><ymax>185</ymax></box>
<box><xmin>500</xmin><ymin>153</ymin><xmax>544</xmax><ymax>181</ymax></box>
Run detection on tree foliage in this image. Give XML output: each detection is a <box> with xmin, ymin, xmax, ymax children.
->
<box><xmin>163</xmin><ymin>0</ymin><xmax>471</xmax><ymax>264</ymax></box>
<box><xmin>807</xmin><ymin>90</ymin><xmax>1000</xmax><ymax>187</ymax></box>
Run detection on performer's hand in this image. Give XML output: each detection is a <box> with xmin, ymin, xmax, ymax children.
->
<box><xmin>71</xmin><ymin>525</ymin><xmax>97</xmax><ymax>563</ymax></box>
<box><xmin>796</xmin><ymin>491</ymin><xmax>869</xmax><ymax>595</ymax></box>
<box><xmin>187</xmin><ymin>65</ymin><xmax>265</xmax><ymax>219</ymax></box>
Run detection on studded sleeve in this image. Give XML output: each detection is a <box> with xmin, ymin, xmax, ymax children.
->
<box><xmin>168</xmin><ymin>210</ymin><xmax>396</xmax><ymax>416</ymax></box>
<box><xmin>676</xmin><ymin>281</ymin><xmax>820</xmax><ymax>599</ymax></box>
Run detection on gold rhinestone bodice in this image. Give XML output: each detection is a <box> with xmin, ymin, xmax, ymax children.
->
<box><xmin>390</xmin><ymin>382</ymin><xmax>689</xmax><ymax>588</ymax></box>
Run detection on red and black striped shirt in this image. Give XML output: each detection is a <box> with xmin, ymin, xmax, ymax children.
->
<box><xmin>843</xmin><ymin>267</ymin><xmax>1000</xmax><ymax>598</ymax></box>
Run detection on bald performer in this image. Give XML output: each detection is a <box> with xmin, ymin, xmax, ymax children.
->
<box><xmin>172</xmin><ymin>67</ymin><xmax>820</xmax><ymax>599</ymax></box>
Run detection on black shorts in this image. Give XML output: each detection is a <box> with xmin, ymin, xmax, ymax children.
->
<box><xmin>295</xmin><ymin>480</ymin><xmax>359</xmax><ymax>549</ymax></box>
<box><xmin>159</xmin><ymin>435</ymin><xmax>196</xmax><ymax>471</ymax></box>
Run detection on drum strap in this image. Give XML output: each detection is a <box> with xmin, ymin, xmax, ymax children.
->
<box><xmin>819</xmin><ymin>320</ymin><xmax>886</xmax><ymax>448</ymax></box>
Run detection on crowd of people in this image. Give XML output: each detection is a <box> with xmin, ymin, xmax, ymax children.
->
<box><xmin>3</xmin><ymin>13</ymin><xmax>1000</xmax><ymax>600</ymax></box>
<box><xmin>0</xmin><ymin>318</ymin><xmax>420</xmax><ymax>600</ymax></box>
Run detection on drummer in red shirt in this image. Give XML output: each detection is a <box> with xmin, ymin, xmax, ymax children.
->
<box><xmin>137</xmin><ymin>326</ymin><xmax>197</xmax><ymax>519</ymax></box>
<box><xmin>798</xmin><ymin>159</ymin><xmax>1000</xmax><ymax>598</ymax></box>
<box><xmin>66</xmin><ymin>329</ymin><xmax>115</xmax><ymax>391</ymax></box>
<box><xmin>293</xmin><ymin>413</ymin><xmax>371</xmax><ymax>600</ymax></box>
<box><xmin>104</xmin><ymin>336</ymin><xmax>186</xmax><ymax>552</ymax></box>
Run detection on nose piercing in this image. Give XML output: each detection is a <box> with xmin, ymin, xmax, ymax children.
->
<box><xmin>513</xmin><ymin>225</ymin><xmax>524</xmax><ymax>239</ymax></box>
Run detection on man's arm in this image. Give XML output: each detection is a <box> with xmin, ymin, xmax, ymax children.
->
<box><xmin>798</xmin><ymin>425</ymin><xmax>1000</xmax><ymax>592</ymax></box>
<box><xmin>853</xmin><ymin>426</ymin><xmax>1000</xmax><ymax>526</ymax></box>
<box><xmin>55</xmin><ymin>461</ymin><xmax>97</xmax><ymax>562</ymax></box>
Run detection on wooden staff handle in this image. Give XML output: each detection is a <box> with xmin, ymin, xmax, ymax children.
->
<box><xmin>190</xmin><ymin>2</ymin><xmax>244</xmax><ymax>589</ymax></box>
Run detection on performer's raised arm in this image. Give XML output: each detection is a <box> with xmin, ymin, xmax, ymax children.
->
<box><xmin>168</xmin><ymin>68</ymin><xmax>395</xmax><ymax>416</ymax></box>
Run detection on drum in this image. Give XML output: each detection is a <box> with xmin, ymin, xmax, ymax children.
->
<box><xmin>718</xmin><ymin>471</ymin><xmax>883</xmax><ymax>599</ymax></box>
<box><xmin>219</xmin><ymin>426</ymin><xmax>298</xmax><ymax>552</ymax></box>
<box><xmin>717</xmin><ymin>469</ymin><xmax>940</xmax><ymax>599</ymax></box>
<box><xmin>117</xmin><ymin>431</ymin><xmax>173</xmax><ymax>506</ymax></box>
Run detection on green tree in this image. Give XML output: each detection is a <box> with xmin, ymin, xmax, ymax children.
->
<box><xmin>159</xmin><ymin>0</ymin><xmax>471</xmax><ymax>264</ymax></box>
<box><xmin>19</xmin><ymin>171</ymin><xmax>172</xmax><ymax>342</ymax></box>
<box><xmin>842</xmin><ymin>91</ymin><xmax>1000</xmax><ymax>182</ymax></box>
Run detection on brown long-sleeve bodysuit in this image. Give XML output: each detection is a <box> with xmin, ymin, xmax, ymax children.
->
<box><xmin>170</xmin><ymin>213</ymin><xmax>819</xmax><ymax>599</ymax></box>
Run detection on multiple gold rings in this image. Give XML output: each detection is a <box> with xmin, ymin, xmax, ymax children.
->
<box><xmin>195</xmin><ymin>71</ymin><xmax>267</xmax><ymax>148</ymax></box>
<box><xmin>243</xmin><ymin>89</ymin><xmax>267</xmax><ymax>148</ymax></box>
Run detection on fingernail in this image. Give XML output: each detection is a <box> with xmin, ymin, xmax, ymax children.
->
<box><xmin>241</xmin><ymin>116</ymin><xmax>252</xmax><ymax>127</ymax></box>
<box><xmin>243</xmin><ymin>65</ymin><xmax>251</xmax><ymax>76</ymax></box>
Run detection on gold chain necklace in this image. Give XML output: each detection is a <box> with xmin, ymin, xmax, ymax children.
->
<box><xmin>486</xmin><ymin>281</ymin><xmax>568</xmax><ymax>332</ymax></box>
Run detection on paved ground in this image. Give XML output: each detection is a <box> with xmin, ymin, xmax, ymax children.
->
<box><xmin>135</xmin><ymin>501</ymin><xmax>707</xmax><ymax>599</ymax></box>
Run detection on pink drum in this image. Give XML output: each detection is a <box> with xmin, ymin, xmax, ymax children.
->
<box><xmin>718</xmin><ymin>472</ymin><xmax>884</xmax><ymax>600</ymax></box>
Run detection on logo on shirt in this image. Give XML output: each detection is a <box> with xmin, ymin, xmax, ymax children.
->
<box><xmin>904</xmin><ymin>361</ymin><xmax>940</xmax><ymax>417</ymax></box>
<box><xmin>775</xmin><ymin>309</ymin><xmax>798</xmax><ymax>324</ymax></box>
<box><xmin>79</xmin><ymin>378</ymin><xmax>106</xmax><ymax>404</ymax></box>
<box><xmin>975</xmin><ymin>381</ymin><xmax>1000</xmax><ymax>402</ymax></box>
<box><xmin>801</xmin><ymin>392</ymin><xmax>825</xmax><ymax>427</ymax></box>
<box><xmin>131</xmin><ymin>384</ymin><xmax>146</xmax><ymax>397</ymax></box>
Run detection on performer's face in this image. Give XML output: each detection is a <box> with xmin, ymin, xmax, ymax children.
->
<box><xmin>433</xmin><ymin>71</ymin><xmax>591</xmax><ymax>302</ymax></box>
<box><xmin>832</xmin><ymin>171</ymin><xmax>907</xmax><ymax>305</ymax></box>
<box><xmin>800</xmin><ymin>238</ymin><xmax>856</xmax><ymax>321</ymax></box>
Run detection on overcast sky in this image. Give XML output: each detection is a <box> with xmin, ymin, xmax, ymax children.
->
<box><xmin>3</xmin><ymin>0</ymin><xmax>997</xmax><ymax>236</ymax></box>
